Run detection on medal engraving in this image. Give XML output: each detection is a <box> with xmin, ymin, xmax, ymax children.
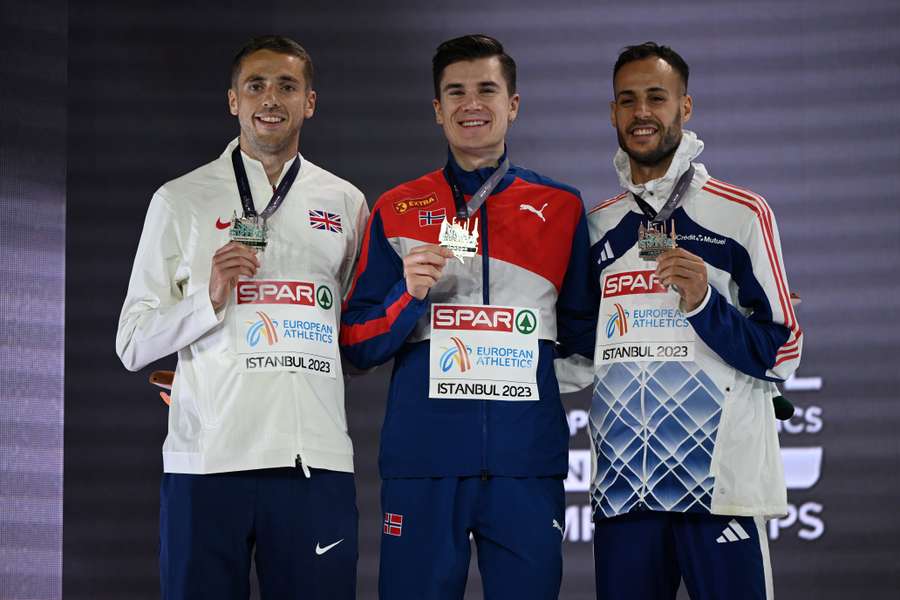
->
<box><xmin>637</xmin><ymin>220</ymin><xmax>676</xmax><ymax>261</ymax></box>
<box><xmin>229</xmin><ymin>211</ymin><xmax>268</xmax><ymax>249</ymax></box>
<box><xmin>439</xmin><ymin>217</ymin><xmax>479</xmax><ymax>262</ymax></box>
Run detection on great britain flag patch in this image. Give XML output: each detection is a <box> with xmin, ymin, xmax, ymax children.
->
<box><xmin>383</xmin><ymin>512</ymin><xmax>404</xmax><ymax>536</ymax></box>
<box><xmin>308</xmin><ymin>209</ymin><xmax>343</xmax><ymax>233</ymax></box>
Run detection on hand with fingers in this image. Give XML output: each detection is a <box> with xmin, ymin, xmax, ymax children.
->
<box><xmin>209</xmin><ymin>241</ymin><xmax>261</xmax><ymax>311</ymax></box>
<box><xmin>403</xmin><ymin>244</ymin><xmax>456</xmax><ymax>300</ymax></box>
<box><xmin>656</xmin><ymin>247</ymin><xmax>709</xmax><ymax>312</ymax></box>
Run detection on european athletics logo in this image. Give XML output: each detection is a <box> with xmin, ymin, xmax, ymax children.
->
<box><xmin>605</xmin><ymin>303</ymin><xmax>629</xmax><ymax>339</ymax></box>
<box><xmin>439</xmin><ymin>336</ymin><xmax>473</xmax><ymax>373</ymax></box>
<box><xmin>246</xmin><ymin>311</ymin><xmax>279</xmax><ymax>347</ymax></box>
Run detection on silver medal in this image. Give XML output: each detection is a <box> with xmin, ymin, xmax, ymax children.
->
<box><xmin>439</xmin><ymin>217</ymin><xmax>479</xmax><ymax>263</ymax></box>
<box><xmin>229</xmin><ymin>211</ymin><xmax>268</xmax><ymax>250</ymax></box>
<box><xmin>637</xmin><ymin>220</ymin><xmax>676</xmax><ymax>262</ymax></box>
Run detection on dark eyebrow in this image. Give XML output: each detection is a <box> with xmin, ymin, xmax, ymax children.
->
<box><xmin>478</xmin><ymin>81</ymin><xmax>500</xmax><ymax>89</ymax></box>
<box><xmin>442</xmin><ymin>82</ymin><xmax>465</xmax><ymax>92</ymax></box>
<box><xmin>615</xmin><ymin>86</ymin><xmax>670</xmax><ymax>99</ymax></box>
<box><xmin>243</xmin><ymin>74</ymin><xmax>302</xmax><ymax>85</ymax></box>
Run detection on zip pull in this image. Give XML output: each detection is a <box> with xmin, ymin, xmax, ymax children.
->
<box><xmin>295</xmin><ymin>454</ymin><xmax>311</xmax><ymax>478</ymax></box>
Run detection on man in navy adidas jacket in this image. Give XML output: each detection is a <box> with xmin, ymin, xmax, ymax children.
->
<box><xmin>340</xmin><ymin>34</ymin><xmax>596</xmax><ymax>599</ymax></box>
<box><xmin>587</xmin><ymin>42</ymin><xmax>802</xmax><ymax>600</ymax></box>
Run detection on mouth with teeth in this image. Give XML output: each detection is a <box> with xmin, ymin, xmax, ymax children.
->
<box><xmin>458</xmin><ymin>118</ymin><xmax>490</xmax><ymax>130</ymax></box>
<box><xmin>629</xmin><ymin>123</ymin><xmax>659</xmax><ymax>138</ymax></box>
<box><xmin>255</xmin><ymin>113</ymin><xmax>287</xmax><ymax>128</ymax></box>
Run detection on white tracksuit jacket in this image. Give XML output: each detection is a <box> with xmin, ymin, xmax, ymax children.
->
<box><xmin>116</xmin><ymin>138</ymin><xmax>368</xmax><ymax>475</ymax></box>
<box><xmin>587</xmin><ymin>131</ymin><xmax>801</xmax><ymax>519</ymax></box>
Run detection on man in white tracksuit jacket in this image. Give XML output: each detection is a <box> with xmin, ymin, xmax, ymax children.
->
<box><xmin>116</xmin><ymin>36</ymin><xmax>368</xmax><ymax>600</ymax></box>
<box><xmin>587</xmin><ymin>43</ymin><xmax>802</xmax><ymax>600</ymax></box>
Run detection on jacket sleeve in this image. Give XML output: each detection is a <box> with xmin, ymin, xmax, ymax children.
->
<box><xmin>553</xmin><ymin>206</ymin><xmax>601</xmax><ymax>393</ymax></box>
<box><xmin>339</xmin><ymin>205</ymin><xmax>428</xmax><ymax>369</ymax></box>
<box><xmin>339</xmin><ymin>188</ymin><xmax>370</xmax><ymax>300</ymax></box>
<box><xmin>686</xmin><ymin>200</ymin><xmax>802</xmax><ymax>382</ymax></box>
<box><xmin>115</xmin><ymin>190</ymin><xmax>222</xmax><ymax>372</ymax></box>
<box><xmin>555</xmin><ymin>210</ymin><xmax>599</xmax><ymax>360</ymax></box>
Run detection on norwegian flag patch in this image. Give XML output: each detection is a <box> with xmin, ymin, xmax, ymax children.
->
<box><xmin>383</xmin><ymin>512</ymin><xmax>404</xmax><ymax>537</ymax></box>
<box><xmin>418</xmin><ymin>208</ymin><xmax>446</xmax><ymax>227</ymax></box>
<box><xmin>308</xmin><ymin>209</ymin><xmax>343</xmax><ymax>233</ymax></box>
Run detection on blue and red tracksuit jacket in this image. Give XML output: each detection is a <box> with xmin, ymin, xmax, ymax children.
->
<box><xmin>340</xmin><ymin>150</ymin><xmax>598</xmax><ymax>479</ymax></box>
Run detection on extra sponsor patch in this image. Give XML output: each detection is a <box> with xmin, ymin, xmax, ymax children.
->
<box><xmin>393</xmin><ymin>194</ymin><xmax>437</xmax><ymax>214</ymax></box>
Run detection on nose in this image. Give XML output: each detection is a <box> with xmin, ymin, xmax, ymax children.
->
<box><xmin>462</xmin><ymin>92</ymin><xmax>482</xmax><ymax>111</ymax></box>
<box><xmin>261</xmin><ymin>85</ymin><xmax>280</xmax><ymax>108</ymax></box>
<box><xmin>633</xmin><ymin>98</ymin><xmax>651</xmax><ymax>119</ymax></box>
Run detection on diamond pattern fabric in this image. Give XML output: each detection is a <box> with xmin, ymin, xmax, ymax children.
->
<box><xmin>590</xmin><ymin>361</ymin><xmax>724</xmax><ymax>518</ymax></box>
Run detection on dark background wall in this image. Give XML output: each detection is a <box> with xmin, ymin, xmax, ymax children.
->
<box><xmin>53</xmin><ymin>0</ymin><xmax>900</xmax><ymax>599</ymax></box>
<box><xmin>0</xmin><ymin>1</ymin><xmax>66</xmax><ymax>599</ymax></box>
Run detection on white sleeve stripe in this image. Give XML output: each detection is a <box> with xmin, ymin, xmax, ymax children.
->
<box><xmin>704</xmin><ymin>179</ymin><xmax>801</xmax><ymax>351</ymax></box>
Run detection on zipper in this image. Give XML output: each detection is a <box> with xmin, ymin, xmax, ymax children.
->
<box><xmin>480</xmin><ymin>201</ymin><xmax>490</xmax><ymax>479</ymax></box>
<box><xmin>638</xmin><ymin>365</ymin><xmax>648</xmax><ymax>508</ymax></box>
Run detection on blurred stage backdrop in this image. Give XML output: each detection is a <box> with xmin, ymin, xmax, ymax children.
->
<box><xmin>3</xmin><ymin>0</ymin><xmax>900</xmax><ymax>598</ymax></box>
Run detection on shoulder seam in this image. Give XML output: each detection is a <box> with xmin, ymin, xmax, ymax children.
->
<box><xmin>588</xmin><ymin>192</ymin><xmax>628</xmax><ymax>215</ymax></box>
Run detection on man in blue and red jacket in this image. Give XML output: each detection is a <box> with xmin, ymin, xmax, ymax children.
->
<box><xmin>340</xmin><ymin>34</ymin><xmax>597</xmax><ymax>599</ymax></box>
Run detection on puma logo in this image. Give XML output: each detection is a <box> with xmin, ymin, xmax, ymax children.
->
<box><xmin>552</xmin><ymin>519</ymin><xmax>565</xmax><ymax>537</ymax></box>
<box><xmin>519</xmin><ymin>202</ymin><xmax>548</xmax><ymax>222</ymax></box>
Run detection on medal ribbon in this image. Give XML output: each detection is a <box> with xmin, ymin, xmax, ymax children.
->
<box><xmin>231</xmin><ymin>146</ymin><xmax>301</xmax><ymax>221</ymax></box>
<box><xmin>632</xmin><ymin>164</ymin><xmax>695</xmax><ymax>224</ymax></box>
<box><xmin>445</xmin><ymin>157</ymin><xmax>511</xmax><ymax>220</ymax></box>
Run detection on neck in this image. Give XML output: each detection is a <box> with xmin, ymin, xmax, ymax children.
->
<box><xmin>450</xmin><ymin>144</ymin><xmax>503</xmax><ymax>172</ymax></box>
<box><xmin>240</xmin><ymin>136</ymin><xmax>299</xmax><ymax>185</ymax></box>
<box><xmin>630</xmin><ymin>154</ymin><xmax>674</xmax><ymax>185</ymax></box>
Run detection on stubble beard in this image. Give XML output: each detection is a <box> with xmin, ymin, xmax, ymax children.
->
<box><xmin>617</xmin><ymin>112</ymin><xmax>683</xmax><ymax>168</ymax></box>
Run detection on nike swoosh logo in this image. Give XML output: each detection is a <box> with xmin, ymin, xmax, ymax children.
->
<box><xmin>315</xmin><ymin>539</ymin><xmax>344</xmax><ymax>555</ymax></box>
<box><xmin>215</xmin><ymin>218</ymin><xmax>230</xmax><ymax>230</ymax></box>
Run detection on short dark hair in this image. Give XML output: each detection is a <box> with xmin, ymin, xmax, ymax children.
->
<box><xmin>231</xmin><ymin>35</ymin><xmax>314</xmax><ymax>90</ymax></box>
<box><xmin>613</xmin><ymin>42</ymin><xmax>689</xmax><ymax>93</ymax></box>
<box><xmin>432</xmin><ymin>34</ymin><xmax>517</xmax><ymax>99</ymax></box>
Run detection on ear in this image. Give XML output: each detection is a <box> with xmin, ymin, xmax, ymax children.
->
<box><xmin>508</xmin><ymin>93</ymin><xmax>520</xmax><ymax>123</ymax></box>
<box><xmin>681</xmin><ymin>94</ymin><xmax>693</xmax><ymax>124</ymax></box>
<box><xmin>304</xmin><ymin>89</ymin><xmax>317</xmax><ymax>119</ymax></box>
<box><xmin>609</xmin><ymin>99</ymin><xmax>617</xmax><ymax>129</ymax></box>
<box><xmin>227</xmin><ymin>88</ymin><xmax>238</xmax><ymax>116</ymax></box>
<box><xmin>433</xmin><ymin>98</ymin><xmax>444</xmax><ymax>125</ymax></box>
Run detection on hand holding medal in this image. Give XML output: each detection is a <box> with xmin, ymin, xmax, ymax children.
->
<box><xmin>209</xmin><ymin>241</ymin><xmax>260</xmax><ymax>311</ymax></box>
<box><xmin>655</xmin><ymin>247</ymin><xmax>708</xmax><ymax>313</ymax></box>
<box><xmin>403</xmin><ymin>244</ymin><xmax>455</xmax><ymax>300</ymax></box>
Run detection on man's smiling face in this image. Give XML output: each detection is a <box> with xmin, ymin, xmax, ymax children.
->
<box><xmin>433</xmin><ymin>56</ymin><xmax>519</xmax><ymax>166</ymax></box>
<box><xmin>611</xmin><ymin>56</ymin><xmax>691</xmax><ymax>168</ymax></box>
<box><xmin>228</xmin><ymin>49</ymin><xmax>316</xmax><ymax>159</ymax></box>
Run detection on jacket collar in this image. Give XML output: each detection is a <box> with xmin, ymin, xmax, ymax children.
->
<box><xmin>444</xmin><ymin>146</ymin><xmax>515</xmax><ymax>196</ymax></box>
<box><xmin>614</xmin><ymin>130</ymin><xmax>704</xmax><ymax>211</ymax></box>
<box><xmin>222</xmin><ymin>137</ymin><xmax>303</xmax><ymax>187</ymax></box>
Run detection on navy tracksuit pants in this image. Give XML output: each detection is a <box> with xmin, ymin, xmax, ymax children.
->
<box><xmin>160</xmin><ymin>467</ymin><xmax>357</xmax><ymax>600</ymax></box>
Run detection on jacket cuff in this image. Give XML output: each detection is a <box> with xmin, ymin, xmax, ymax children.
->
<box><xmin>683</xmin><ymin>284</ymin><xmax>712</xmax><ymax>318</ymax></box>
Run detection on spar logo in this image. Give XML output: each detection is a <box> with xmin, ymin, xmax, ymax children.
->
<box><xmin>605</xmin><ymin>303</ymin><xmax>629</xmax><ymax>339</ymax></box>
<box><xmin>515</xmin><ymin>310</ymin><xmax>537</xmax><ymax>334</ymax></box>
<box><xmin>603</xmin><ymin>270</ymin><xmax>666</xmax><ymax>298</ymax></box>
<box><xmin>439</xmin><ymin>336</ymin><xmax>473</xmax><ymax>373</ymax></box>
<box><xmin>316</xmin><ymin>285</ymin><xmax>333</xmax><ymax>310</ymax></box>
<box><xmin>246</xmin><ymin>311</ymin><xmax>279</xmax><ymax>347</ymax></box>
<box><xmin>237</xmin><ymin>281</ymin><xmax>315</xmax><ymax>305</ymax></box>
<box><xmin>433</xmin><ymin>306</ymin><xmax>515</xmax><ymax>331</ymax></box>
